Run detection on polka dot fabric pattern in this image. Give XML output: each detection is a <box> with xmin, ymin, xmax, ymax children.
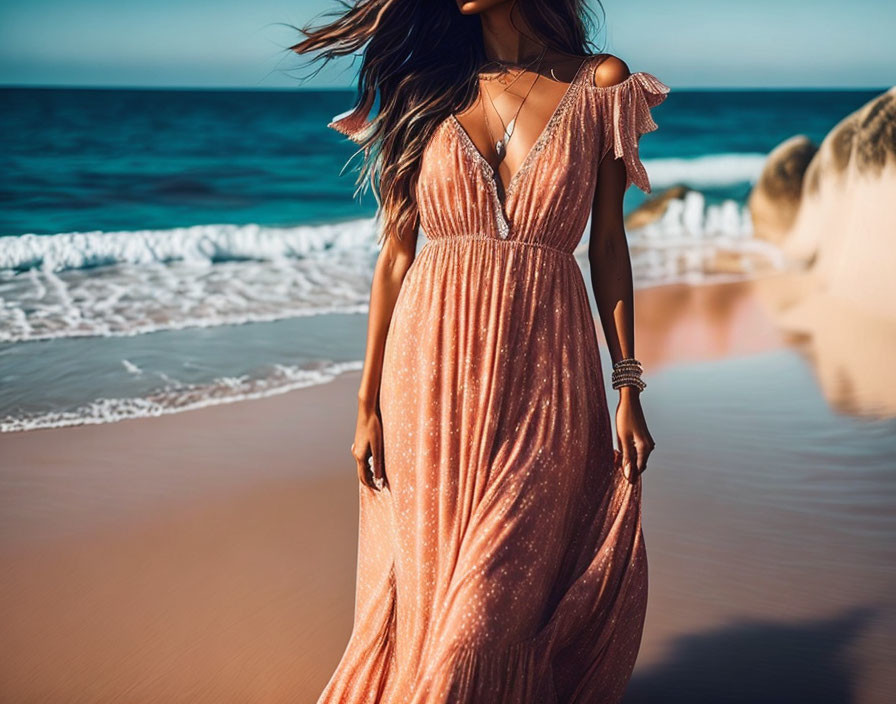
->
<box><xmin>320</xmin><ymin>55</ymin><xmax>669</xmax><ymax>703</ymax></box>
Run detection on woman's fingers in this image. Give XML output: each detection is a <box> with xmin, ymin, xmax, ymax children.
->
<box><xmin>619</xmin><ymin>435</ymin><xmax>637</xmax><ymax>482</ymax></box>
<box><xmin>351</xmin><ymin>445</ymin><xmax>387</xmax><ymax>492</ymax></box>
<box><xmin>636</xmin><ymin>435</ymin><xmax>656</xmax><ymax>475</ymax></box>
<box><xmin>351</xmin><ymin>415</ymin><xmax>387</xmax><ymax>493</ymax></box>
<box><xmin>619</xmin><ymin>433</ymin><xmax>658</xmax><ymax>481</ymax></box>
<box><xmin>370</xmin><ymin>433</ymin><xmax>387</xmax><ymax>491</ymax></box>
<box><xmin>355</xmin><ymin>452</ymin><xmax>369</xmax><ymax>488</ymax></box>
<box><xmin>352</xmin><ymin>441</ymin><xmax>375</xmax><ymax>490</ymax></box>
<box><xmin>635</xmin><ymin>439</ymin><xmax>649</xmax><ymax>474</ymax></box>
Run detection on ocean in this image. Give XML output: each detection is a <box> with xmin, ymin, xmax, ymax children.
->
<box><xmin>0</xmin><ymin>86</ymin><xmax>881</xmax><ymax>431</ymax></box>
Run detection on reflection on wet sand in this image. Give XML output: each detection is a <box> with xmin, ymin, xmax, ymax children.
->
<box><xmin>615</xmin><ymin>270</ymin><xmax>896</xmax><ymax>420</ymax></box>
<box><xmin>755</xmin><ymin>271</ymin><xmax>896</xmax><ymax>418</ymax></box>
<box><xmin>618</xmin><ymin>277</ymin><xmax>787</xmax><ymax>371</ymax></box>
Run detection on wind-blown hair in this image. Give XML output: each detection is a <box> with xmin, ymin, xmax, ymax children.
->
<box><xmin>289</xmin><ymin>0</ymin><xmax>604</xmax><ymax>245</ymax></box>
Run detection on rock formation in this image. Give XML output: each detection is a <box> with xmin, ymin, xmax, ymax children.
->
<box><xmin>624</xmin><ymin>185</ymin><xmax>693</xmax><ymax>230</ymax></box>
<box><xmin>751</xmin><ymin>87</ymin><xmax>896</xmax><ymax>320</ymax></box>
<box><xmin>747</xmin><ymin>136</ymin><xmax>818</xmax><ymax>247</ymax></box>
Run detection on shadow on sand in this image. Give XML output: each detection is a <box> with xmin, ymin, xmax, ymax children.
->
<box><xmin>624</xmin><ymin>606</ymin><xmax>876</xmax><ymax>704</ymax></box>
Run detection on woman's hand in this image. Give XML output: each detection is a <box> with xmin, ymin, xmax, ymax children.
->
<box><xmin>615</xmin><ymin>390</ymin><xmax>655</xmax><ymax>482</ymax></box>
<box><xmin>351</xmin><ymin>398</ymin><xmax>388</xmax><ymax>492</ymax></box>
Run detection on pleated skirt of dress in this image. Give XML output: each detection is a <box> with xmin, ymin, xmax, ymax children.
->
<box><xmin>316</xmin><ymin>235</ymin><xmax>648</xmax><ymax>704</ymax></box>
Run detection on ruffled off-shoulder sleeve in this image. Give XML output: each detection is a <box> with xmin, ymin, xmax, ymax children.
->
<box><xmin>327</xmin><ymin>90</ymin><xmax>376</xmax><ymax>144</ymax></box>
<box><xmin>592</xmin><ymin>71</ymin><xmax>670</xmax><ymax>194</ymax></box>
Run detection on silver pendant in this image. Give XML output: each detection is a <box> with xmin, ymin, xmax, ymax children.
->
<box><xmin>495</xmin><ymin>117</ymin><xmax>515</xmax><ymax>161</ymax></box>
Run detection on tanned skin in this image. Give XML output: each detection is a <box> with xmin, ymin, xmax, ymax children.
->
<box><xmin>588</xmin><ymin>56</ymin><xmax>656</xmax><ymax>483</ymax></box>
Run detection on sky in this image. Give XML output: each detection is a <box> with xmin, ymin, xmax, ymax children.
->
<box><xmin>1</xmin><ymin>0</ymin><xmax>893</xmax><ymax>89</ymax></box>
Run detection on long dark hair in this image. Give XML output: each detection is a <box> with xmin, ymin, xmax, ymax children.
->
<box><xmin>289</xmin><ymin>1</ymin><xmax>605</xmax><ymax>245</ymax></box>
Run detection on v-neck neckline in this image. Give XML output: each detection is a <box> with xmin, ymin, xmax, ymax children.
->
<box><xmin>449</xmin><ymin>55</ymin><xmax>592</xmax><ymax>229</ymax></box>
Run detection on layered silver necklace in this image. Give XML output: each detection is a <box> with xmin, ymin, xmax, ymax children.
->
<box><xmin>479</xmin><ymin>46</ymin><xmax>548</xmax><ymax>163</ymax></box>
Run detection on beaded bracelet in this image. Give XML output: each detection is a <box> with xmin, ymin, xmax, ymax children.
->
<box><xmin>612</xmin><ymin>357</ymin><xmax>642</xmax><ymax>373</ymax></box>
<box><xmin>612</xmin><ymin>357</ymin><xmax>646</xmax><ymax>391</ymax></box>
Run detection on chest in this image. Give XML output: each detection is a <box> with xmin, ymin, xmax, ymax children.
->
<box><xmin>415</xmin><ymin>95</ymin><xmax>601</xmax><ymax>238</ymax></box>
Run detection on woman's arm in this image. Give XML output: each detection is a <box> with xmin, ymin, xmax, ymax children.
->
<box><xmin>588</xmin><ymin>57</ymin><xmax>655</xmax><ymax>481</ymax></box>
<box><xmin>352</xmin><ymin>213</ymin><xmax>420</xmax><ymax>491</ymax></box>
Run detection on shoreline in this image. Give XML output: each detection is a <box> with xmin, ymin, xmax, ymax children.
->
<box><xmin>1</xmin><ymin>275</ymin><xmax>788</xmax><ymax>552</ymax></box>
<box><xmin>1</xmin><ymin>272</ymin><xmax>788</xmax><ymax>435</ymax></box>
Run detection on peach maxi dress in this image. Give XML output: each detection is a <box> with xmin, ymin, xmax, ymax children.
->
<box><xmin>321</xmin><ymin>55</ymin><xmax>669</xmax><ymax>703</ymax></box>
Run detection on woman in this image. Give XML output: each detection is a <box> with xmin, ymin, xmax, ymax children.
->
<box><xmin>292</xmin><ymin>1</ymin><xmax>666</xmax><ymax>700</ymax></box>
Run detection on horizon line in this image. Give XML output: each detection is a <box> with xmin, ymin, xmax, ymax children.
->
<box><xmin>1</xmin><ymin>83</ymin><xmax>890</xmax><ymax>92</ymax></box>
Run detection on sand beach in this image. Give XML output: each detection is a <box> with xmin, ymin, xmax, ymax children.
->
<box><xmin>3</xmin><ymin>273</ymin><xmax>894</xmax><ymax>703</ymax></box>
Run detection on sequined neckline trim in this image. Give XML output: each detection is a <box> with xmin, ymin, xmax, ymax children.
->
<box><xmin>447</xmin><ymin>55</ymin><xmax>593</xmax><ymax>238</ymax></box>
<box><xmin>450</xmin><ymin>55</ymin><xmax>592</xmax><ymax>202</ymax></box>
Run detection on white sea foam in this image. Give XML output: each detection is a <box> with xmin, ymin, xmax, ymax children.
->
<box><xmin>0</xmin><ymin>360</ymin><xmax>363</xmax><ymax>433</ymax></box>
<box><xmin>0</xmin><ymin>219</ymin><xmax>381</xmax><ymax>273</ymax></box>
<box><xmin>0</xmin><ymin>191</ymin><xmax>786</xmax><ymax>343</ymax></box>
<box><xmin>121</xmin><ymin>359</ymin><xmax>143</xmax><ymax>375</ymax></box>
<box><xmin>580</xmin><ymin>191</ymin><xmax>787</xmax><ymax>285</ymax></box>
<box><xmin>643</xmin><ymin>153</ymin><xmax>767</xmax><ymax>189</ymax></box>
<box><xmin>0</xmin><ymin>219</ymin><xmax>380</xmax><ymax>342</ymax></box>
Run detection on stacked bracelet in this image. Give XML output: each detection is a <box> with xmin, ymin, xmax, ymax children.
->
<box><xmin>611</xmin><ymin>357</ymin><xmax>646</xmax><ymax>392</ymax></box>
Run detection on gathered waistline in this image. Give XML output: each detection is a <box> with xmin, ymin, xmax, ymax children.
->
<box><xmin>420</xmin><ymin>234</ymin><xmax>575</xmax><ymax>258</ymax></box>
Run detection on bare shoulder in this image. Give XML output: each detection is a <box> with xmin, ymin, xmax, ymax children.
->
<box><xmin>590</xmin><ymin>53</ymin><xmax>632</xmax><ymax>88</ymax></box>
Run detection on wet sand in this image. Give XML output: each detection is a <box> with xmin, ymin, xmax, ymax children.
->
<box><xmin>2</xmin><ymin>274</ymin><xmax>894</xmax><ymax>703</ymax></box>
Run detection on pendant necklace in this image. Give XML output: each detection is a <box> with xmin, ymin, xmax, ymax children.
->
<box><xmin>480</xmin><ymin>46</ymin><xmax>547</xmax><ymax>164</ymax></box>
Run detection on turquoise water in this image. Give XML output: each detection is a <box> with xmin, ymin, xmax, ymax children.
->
<box><xmin>0</xmin><ymin>87</ymin><xmax>878</xmax><ymax>237</ymax></box>
<box><xmin>0</xmin><ymin>86</ymin><xmax>884</xmax><ymax>430</ymax></box>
